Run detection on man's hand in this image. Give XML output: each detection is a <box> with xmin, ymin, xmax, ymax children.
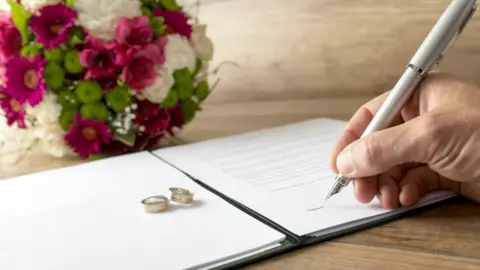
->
<box><xmin>330</xmin><ymin>72</ymin><xmax>480</xmax><ymax>208</ymax></box>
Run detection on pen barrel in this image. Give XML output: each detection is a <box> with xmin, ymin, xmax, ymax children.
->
<box><xmin>362</xmin><ymin>67</ymin><xmax>423</xmax><ymax>136</ymax></box>
<box><xmin>410</xmin><ymin>0</ymin><xmax>476</xmax><ymax>71</ymax></box>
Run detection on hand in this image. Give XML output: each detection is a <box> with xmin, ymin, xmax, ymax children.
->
<box><xmin>330</xmin><ymin>71</ymin><xmax>480</xmax><ymax>208</ymax></box>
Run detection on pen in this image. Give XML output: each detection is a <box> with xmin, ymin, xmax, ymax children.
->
<box><xmin>322</xmin><ymin>0</ymin><xmax>477</xmax><ymax>205</ymax></box>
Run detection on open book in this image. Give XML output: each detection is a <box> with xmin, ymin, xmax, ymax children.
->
<box><xmin>0</xmin><ymin>118</ymin><xmax>456</xmax><ymax>270</ymax></box>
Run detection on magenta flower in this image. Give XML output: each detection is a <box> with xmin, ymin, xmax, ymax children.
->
<box><xmin>0</xmin><ymin>94</ymin><xmax>27</xmax><ymax>128</ymax></box>
<box><xmin>0</xmin><ymin>13</ymin><xmax>22</xmax><ymax>63</ymax></box>
<box><xmin>65</xmin><ymin>114</ymin><xmax>112</xmax><ymax>158</ymax></box>
<box><xmin>29</xmin><ymin>4</ymin><xmax>77</xmax><ymax>49</ymax></box>
<box><xmin>115</xmin><ymin>16</ymin><xmax>153</xmax><ymax>47</ymax></box>
<box><xmin>121</xmin><ymin>44</ymin><xmax>165</xmax><ymax>90</ymax></box>
<box><xmin>134</xmin><ymin>99</ymin><xmax>170</xmax><ymax>135</ymax></box>
<box><xmin>152</xmin><ymin>9</ymin><xmax>192</xmax><ymax>38</ymax></box>
<box><xmin>3</xmin><ymin>55</ymin><xmax>47</xmax><ymax>106</ymax></box>
<box><xmin>79</xmin><ymin>36</ymin><xmax>122</xmax><ymax>80</ymax></box>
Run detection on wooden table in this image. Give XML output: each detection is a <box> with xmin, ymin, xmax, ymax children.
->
<box><xmin>2</xmin><ymin>0</ymin><xmax>480</xmax><ymax>269</ymax></box>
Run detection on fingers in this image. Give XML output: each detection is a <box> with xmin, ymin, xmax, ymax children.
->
<box><xmin>398</xmin><ymin>166</ymin><xmax>460</xmax><ymax>207</ymax></box>
<box><xmin>330</xmin><ymin>91</ymin><xmax>393</xmax><ymax>173</ymax></box>
<box><xmin>353</xmin><ymin>176</ymin><xmax>377</xmax><ymax>204</ymax></box>
<box><xmin>335</xmin><ymin>116</ymin><xmax>424</xmax><ymax>179</ymax></box>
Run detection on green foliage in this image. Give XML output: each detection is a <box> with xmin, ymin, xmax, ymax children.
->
<box><xmin>195</xmin><ymin>80</ymin><xmax>209</xmax><ymax>101</ymax></box>
<box><xmin>113</xmin><ymin>130</ymin><xmax>136</xmax><ymax>147</ymax></box>
<box><xmin>7</xmin><ymin>0</ymin><xmax>31</xmax><ymax>45</ymax></box>
<box><xmin>150</xmin><ymin>16</ymin><xmax>167</xmax><ymax>38</ymax></box>
<box><xmin>65</xmin><ymin>0</ymin><xmax>75</xmax><ymax>7</ymax></box>
<box><xmin>173</xmin><ymin>68</ymin><xmax>194</xmax><ymax>100</ymax></box>
<box><xmin>181</xmin><ymin>99</ymin><xmax>199</xmax><ymax>123</ymax></box>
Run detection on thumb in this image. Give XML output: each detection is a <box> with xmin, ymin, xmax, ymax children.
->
<box><xmin>336</xmin><ymin>117</ymin><xmax>426</xmax><ymax>178</ymax></box>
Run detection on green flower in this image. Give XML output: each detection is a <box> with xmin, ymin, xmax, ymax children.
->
<box><xmin>75</xmin><ymin>80</ymin><xmax>103</xmax><ymax>103</ymax></box>
<box><xmin>58</xmin><ymin>89</ymin><xmax>80</xmax><ymax>109</ymax></box>
<box><xmin>44</xmin><ymin>62</ymin><xmax>65</xmax><ymax>90</ymax></box>
<box><xmin>64</xmin><ymin>49</ymin><xmax>84</xmax><ymax>74</ymax></box>
<box><xmin>59</xmin><ymin>108</ymin><xmax>76</xmax><ymax>131</ymax></box>
<box><xmin>105</xmin><ymin>86</ymin><xmax>131</xmax><ymax>112</ymax></box>
<box><xmin>80</xmin><ymin>102</ymin><xmax>109</xmax><ymax>121</ymax></box>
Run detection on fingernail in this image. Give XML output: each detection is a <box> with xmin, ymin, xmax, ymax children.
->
<box><xmin>336</xmin><ymin>145</ymin><xmax>354</xmax><ymax>175</ymax></box>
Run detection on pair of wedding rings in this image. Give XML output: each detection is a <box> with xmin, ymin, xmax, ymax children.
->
<box><xmin>141</xmin><ymin>187</ymin><xmax>194</xmax><ymax>213</ymax></box>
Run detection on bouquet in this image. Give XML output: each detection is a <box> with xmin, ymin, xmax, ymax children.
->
<box><xmin>0</xmin><ymin>0</ymin><xmax>215</xmax><ymax>160</ymax></box>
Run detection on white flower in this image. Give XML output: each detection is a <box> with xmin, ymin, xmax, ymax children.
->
<box><xmin>74</xmin><ymin>0</ymin><xmax>141</xmax><ymax>41</ymax></box>
<box><xmin>190</xmin><ymin>24</ymin><xmax>214</xmax><ymax>61</ymax></box>
<box><xmin>142</xmin><ymin>68</ymin><xmax>174</xmax><ymax>104</ymax></box>
<box><xmin>164</xmin><ymin>34</ymin><xmax>196</xmax><ymax>73</ymax></box>
<box><xmin>0</xmin><ymin>113</ymin><xmax>36</xmax><ymax>162</ymax></box>
<box><xmin>20</xmin><ymin>0</ymin><xmax>62</xmax><ymax>12</ymax></box>
<box><xmin>34</xmin><ymin>122</ymin><xmax>74</xmax><ymax>158</ymax></box>
<box><xmin>26</xmin><ymin>92</ymin><xmax>62</xmax><ymax>126</ymax></box>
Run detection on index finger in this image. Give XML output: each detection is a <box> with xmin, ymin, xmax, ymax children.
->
<box><xmin>330</xmin><ymin>90</ymin><xmax>394</xmax><ymax>173</ymax></box>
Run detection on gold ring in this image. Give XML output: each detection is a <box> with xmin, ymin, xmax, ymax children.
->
<box><xmin>141</xmin><ymin>195</ymin><xmax>170</xmax><ymax>213</ymax></box>
<box><xmin>169</xmin><ymin>187</ymin><xmax>194</xmax><ymax>204</ymax></box>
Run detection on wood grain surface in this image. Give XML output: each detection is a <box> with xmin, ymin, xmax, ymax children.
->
<box><xmin>2</xmin><ymin>0</ymin><xmax>480</xmax><ymax>269</ymax></box>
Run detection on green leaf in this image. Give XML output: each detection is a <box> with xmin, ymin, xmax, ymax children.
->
<box><xmin>88</xmin><ymin>153</ymin><xmax>109</xmax><ymax>161</ymax></box>
<box><xmin>65</xmin><ymin>0</ymin><xmax>75</xmax><ymax>7</ymax></box>
<box><xmin>7</xmin><ymin>0</ymin><xmax>31</xmax><ymax>45</ymax></box>
<box><xmin>150</xmin><ymin>16</ymin><xmax>167</xmax><ymax>38</ymax></box>
<box><xmin>114</xmin><ymin>130</ymin><xmax>137</xmax><ymax>147</ymax></box>
<box><xmin>68</xmin><ymin>27</ymin><xmax>86</xmax><ymax>46</ymax></box>
<box><xmin>192</xmin><ymin>58</ymin><xmax>203</xmax><ymax>77</ymax></box>
<box><xmin>195</xmin><ymin>80</ymin><xmax>209</xmax><ymax>101</ymax></box>
<box><xmin>159</xmin><ymin>0</ymin><xmax>179</xmax><ymax>10</ymax></box>
<box><xmin>181</xmin><ymin>99</ymin><xmax>199</xmax><ymax>123</ymax></box>
<box><xmin>0</xmin><ymin>93</ymin><xmax>5</xmax><ymax>99</ymax></box>
<box><xmin>173</xmin><ymin>68</ymin><xmax>194</xmax><ymax>100</ymax></box>
<box><xmin>161</xmin><ymin>89</ymin><xmax>178</xmax><ymax>108</ymax></box>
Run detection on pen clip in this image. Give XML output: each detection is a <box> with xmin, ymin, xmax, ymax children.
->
<box><xmin>436</xmin><ymin>3</ymin><xmax>477</xmax><ymax>65</ymax></box>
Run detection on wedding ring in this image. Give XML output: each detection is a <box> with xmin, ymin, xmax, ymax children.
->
<box><xmin>169</xmin><ymin>187</ymin><xmax>194</xmax><ymax>204</ymax></box>
<box><xmin>141</xmin><ymin>195</ymin><xmax>170</xmax><ymax>213</ymax></box>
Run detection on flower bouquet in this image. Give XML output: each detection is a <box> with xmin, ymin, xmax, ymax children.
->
<box><xmin>0</xmin><ymin>0</ymin><xmax>215</xmax><ymax>160</ymax></box>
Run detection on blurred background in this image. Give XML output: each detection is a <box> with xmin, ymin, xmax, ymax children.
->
<box><xmin>178</xmin><ymin>0</ymin><xmax>480</xmax><ymax>139</ymax></box>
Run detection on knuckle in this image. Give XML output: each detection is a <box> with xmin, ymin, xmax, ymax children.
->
<box><xmin>360</xmin><ymin>134</ymin><xmax>381</xmax><ymax>166</ymax></box>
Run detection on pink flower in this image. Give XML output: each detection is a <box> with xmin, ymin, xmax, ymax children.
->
<box><xmin>166</xmin><ymin>104</ymin><xmax>184</xmax><ymax>135</ymax></box>
<box><xmin>134</xmin><ymin>99</ymin><xmax>171</xmax><ymax>135</ymax></box>
<box><xmin>79</xmin><ymin>36</ymin><xmax>122</xmax><ymax>80</ymax></box>
<box><xmin>115</xmin><ymin>16</ymin><xmax>153</xmax><ymax>47</ymax></box>
<box><xmin>0</xmin><ymin>13</ymin><xmax>22</xmax><ymax>63</ymax></box>
<box><xmin>29</xmin><ymin>4</ymin><xmax>77</xmax><ymax>49</ymax></box>
<box><xmin>2</xmin><ymin>55</ymin><xmax>47</xmax><ymax>106</ymax></box>
<box><xmin>0</xmin><ymin>94</ymin><xmax>27</xmax><ymax>128</ymax></box>
<box><xmin>121</xmin><ymin>42</ymin><xmax>166</xmax><ymax>90</ymax></box>
<box><xmin>152</xmin><ymin>9</ymin><xmax>192</xmax><ymax>38</ymax></box>
<box><xmin>65</xmin><ymin>114</ymin><xmax>112</xmax><ymax>158</ymax></box>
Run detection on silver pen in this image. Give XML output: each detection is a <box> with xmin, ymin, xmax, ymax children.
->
<box><xmin>322</xmin><ymin>0</ymin><xmax>477</xmax><ymax>205</ymax></box>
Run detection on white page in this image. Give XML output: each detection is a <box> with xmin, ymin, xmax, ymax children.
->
<box><xmin>0</xmin><ymin>152</ymin><xmax>285</xmax><ymax>270</ymax></box>
<box><xmin>152</xmin><ymin>118</ymin><xmax>456</xmax><ymax>236</ymax></box>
